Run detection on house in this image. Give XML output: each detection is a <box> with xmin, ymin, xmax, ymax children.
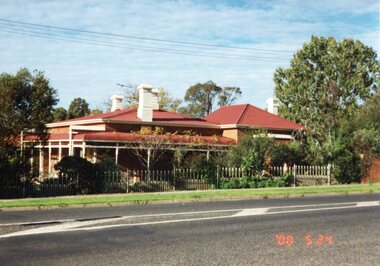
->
<box><xmin>22</xmin><ymin>84</ymin><xmax>304</xmax><ymax>176</ymax></box>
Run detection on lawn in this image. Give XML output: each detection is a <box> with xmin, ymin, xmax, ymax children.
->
<box><xmin>0</xmin><ymin>183</ymin><xmax>379</xmax><ymax>209</ymax></box>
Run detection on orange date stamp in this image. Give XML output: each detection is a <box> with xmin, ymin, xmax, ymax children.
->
<box><xmin>275</xmin><ymin>234</ymin><xmax>334</xmax><ymax>247</ymax></box>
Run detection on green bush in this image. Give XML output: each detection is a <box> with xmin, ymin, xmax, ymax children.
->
<box><xmin>220</xmin><ymin>173</ymin><xmax>292</xmax><ymax>189</ymax></box>
<box><xmin>54</xmin><ymin>156</ymin><xmax>95</xmax><ymax>193</ymax></box>
<box><xmin>270</xmin><ymin>141</ymin><xmax>308</xmax><ymax>166</ymax></box>
<box><xmin>227</xmin><ymin>133</ymin><xmax>274</xmax><ymax>173</ymax></box>
<box><xmin>329</xmin><ymin>138</ymin><xmax>361</xmax><ymax>184</ymax></box>
<box><xmin>54</xmin><ymin>155</ymin><xmax>121</xmax><ymax>194</ymax></box>
<box><xmin>0</xmin><ymin>153</ymin><xmax>29</xmax><ymax>184</ymax></box>
<box><xmin>192</xmin><ymin>155</ymin><xmax>217</xmax><ymax>187</ymax></box>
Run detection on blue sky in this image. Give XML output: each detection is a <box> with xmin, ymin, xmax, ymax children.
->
<box><xmin>0</xmin><ymin>0</ymin><xmax>378</xmax><ymax>110</ymax></box>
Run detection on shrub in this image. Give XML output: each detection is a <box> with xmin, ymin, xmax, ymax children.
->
<box><xmin>330</xmin><ymin>141</ymin><xmax>361</xmax><ymax>183</ymax></box>
<box><xmin>227</xmin><ymin>133</ymin><xmax>274</xmax><ymax>173</ymax></box>
<box><xmin>279</xmin><ymin>172</ymin><xmax>293</xmax><ymax>187</ymax></box>
<box><xmin>220</xmin><ymin>173</ymin><xmax>292</xmax><ymax>189</ymax></box>
<box><xmin>192</xmin><ymin>155</ymin><xmax>217</xmax><ymax>187</ymax></box>
<box><xmin>220</xmin><ymin>178</ymin><xmax>241</xmax><ymax>189</ymax></box>
<box><xmin>270</xmin><ymin>141</ymin><xmax>308</xmax><ymax>166</ymax></box>
<box><xmin>54</xmin><ymin>156</ymin><xmax>96</xmax><ymax>193</ymax></box>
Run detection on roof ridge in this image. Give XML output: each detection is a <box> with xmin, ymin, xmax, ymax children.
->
<box><xmin>102</xmin><ymin>108</ymin><xmax>136</xmax><ymax>119</ymax></box>
<box><xmin>236</xmin><ymin>104</ymin><xmax>250</xmax><ymax>124</ymax></box>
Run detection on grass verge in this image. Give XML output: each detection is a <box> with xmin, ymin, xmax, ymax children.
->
<box><xmin>0</xmin><ymin>183</ymin><xmax>379</xmax><ymax>209</ymax></box>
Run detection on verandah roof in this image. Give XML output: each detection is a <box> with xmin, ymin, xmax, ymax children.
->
<box><xmin>24</xmin><ymin>132</ymin><xmax>236</xmax><ymax>146</ymax></box>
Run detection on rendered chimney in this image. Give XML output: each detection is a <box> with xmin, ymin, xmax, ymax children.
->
<box><xmin>137</xmin><ymin>83</ymin><xmax>154</xmax><ymax>122</ymax></box>
<box><xmin>151</xmin><ymin>88</ymin><xmax>160</xmax><ymax>110</ymax></box>
<box><xmin>110</xmin><ymin>95</ymin><xmax>123</xmax><ymax>112</ymax></box>
<box><xmin>266</xmin><ymin>98</ymin><xmax>279</xmax><ymax>115</ymax></box>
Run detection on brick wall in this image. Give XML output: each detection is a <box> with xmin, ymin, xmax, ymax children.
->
<box><xmin>362</xmin><ymin>157</ymin><xmax>380</xmax><ymax>184</ymax></box>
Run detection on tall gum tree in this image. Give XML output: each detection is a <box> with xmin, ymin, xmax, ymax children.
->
<box><xmin>274</xmin><ymin>36</ymin><xmax>379</xmax><ymax>158</ymax></box>
<box><xmin>182</xmin><ymin>81</ymin><xmax>241</xmax><ymax>118</ymax></box>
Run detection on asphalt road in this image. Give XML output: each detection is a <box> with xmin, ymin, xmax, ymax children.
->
<box><xmin>0</xmin><ymin>193</ymin><xmax>379</xmax><ymax>265</ymax></box>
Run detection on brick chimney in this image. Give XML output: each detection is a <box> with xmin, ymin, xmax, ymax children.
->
<box><xmin>137</xmin><ymin>84</ymin><xmax>154</xmax><ymax>122</ymax></box>
<box><xmin>110</xmin><ymin>95</ymin><xmax>123</xmax><ymax>112</ymax></box>
<box><xmin>151</xmin><ymin>88</ymin><xmax>160</xmax><ymax>110</ymax></box>
<box><xmin>266</xmin><ymin>98</ymin><xmax>279</xmax><ymax>115</ymax></box>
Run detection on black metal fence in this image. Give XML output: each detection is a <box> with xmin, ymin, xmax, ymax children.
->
<box><xmin>0</xmin><ymin>169</ymin><xmax>210</xmax><ymax>199</ymax></box>
<box><xmin>0</xmin><ymin>165</ymin><xmax>331</xmax><ymax>199</ymax></box>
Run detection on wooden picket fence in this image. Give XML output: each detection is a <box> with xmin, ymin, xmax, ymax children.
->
<box><xmin>0</xmin><ymin>164</ymin><xmax>332</xmax><ymax>199</ymax></box>
<box><xmin>219</xmin><ymin>164</ymin><xmax>332</xmax><ymax>186</ymax></box>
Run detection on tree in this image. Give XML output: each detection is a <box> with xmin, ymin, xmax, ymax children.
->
<box><xmin>183</xmin><ymin>81</ymin><xmax>222</xmax><ymax>118</ymax></box>
<box><xmin>68</xmin><ymin>98</ymin><xmax>90</xmax><ymax>119</ymax></box>
<box><xmin>0</xmin><ymin>68</ymin><xmax>58</xmax><ymax>180</ymax></box>
<box><xmin>51</xmin><ymin>107</ymin><xmax>68</xmax><ymax>122</ymax></box>
<box><xmin>156</xmin><ymin>90</ymin><xmax>182</xmax><ymax>112</ymax></box>
<box><xmin>182</xmin><ymin>81</ymin><xmax>241</xmax><ymax>118</ymax></box>
<box><xmin>349</xmin><ymin>89</ymin><xmax>380</xmax><ymax>181</ymax></box>
<box><xmin>353</xmin><ymin>89</ymin><xmax>380</xmax><ymax>157</ymax></box>
<box><xmin>274</xmin><ymin>36</ymin><xmax>379</xmax><ymax>159</ymax></box>
<box><xmin>0</xmin><ymin>68</ymin><xmax>58</xmax><ymax>147</ymax></box>
<box><xmin>218</xmin><ymin>86</ymin><xmax>242</xmax><ymax>106</ymax></box>
<box><xmin>269</xmin><ymin>141</ymin><xmax>308</xmax><ymax>166</ymax></box>
<box><xmin>90</xmin><ymin>108</ymin><xmax>103</xmax><ymax>115</ymax></box>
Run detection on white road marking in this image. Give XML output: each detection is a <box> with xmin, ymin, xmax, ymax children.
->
<box><xmin>0</xmin><ymin>208</ymin><xmax>242</xmax><ymax>227</ymax></box>
<box><xmin>1</xmin><ymin>201</ymin><xmax>378</xmax><ymax>238</ymax></box>
<box><xmin>356</xmin><ymin>201</ymin><xmax>379</xmax><ymax>207</ymax></box>
<box><xmin>232</xmin><ymin>208</ymin><xmax>268</xmax><ymax>216</ymax></box>
<box><xmin>1</xmin><ymin>200</ymin><xmax>376</xmax><ymax>227</ymax></box>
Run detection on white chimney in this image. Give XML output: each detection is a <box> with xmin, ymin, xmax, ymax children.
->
<box><xmin>266</xmin><ymin>98</ymin><xmax>279</xmax><ymax>115</ymax></box>
<box><xmin>151</xmin><ymin>88</ymin><xmax>160</xmax><ymax>110</ymax></box>
<box><xmin>111</xmin><ymin>95</ymin><xmax>123</xmax><ymax>112</ymax></box>
<box><xmin>137</xmin><ymin>83</ymin><xmax>154</xmax><ymax>122</ymax></box>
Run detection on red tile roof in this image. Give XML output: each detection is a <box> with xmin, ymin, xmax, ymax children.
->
<box><xmin>49</xmin><ymin>108</ymin><xmax>216</xmax><ymax>127</ymax></box>
<box><xmin>204</xmin><ymin>104</ymin><xmax>303</xmax><ymax>130</ymax></box>
<box><xmin>48</xmin><ymin>104</ymin><xmax>303</xmax><ymax>131</ymax></box>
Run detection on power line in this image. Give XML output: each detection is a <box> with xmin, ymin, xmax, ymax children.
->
<box><xmin>0</xmin><ymin>18</ymin><xmax>294</xmax><ymax>54</ymax></box>
<box><xmin>0</xmin><ymin>28</ymin><xmax>290</xmax><ymax>62</ymax></box>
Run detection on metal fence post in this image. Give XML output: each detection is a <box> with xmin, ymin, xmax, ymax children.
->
<box><xmin>76</xmin><ymin>173</ymin><xmax>79</xmax><ymax>195</ymax></box>
<box><xmin>216</xmin><ymin>165</ymin><xmax>220</xmax><ymax>189</ymax></box>
<box><xmin>293</xmin><ymin>165</ymin><xmax>297</xmax><ymax>187</ymax></box>
<box><xmin>173</xmin><ymin>167</ymin><xmax>176</xmax><ymax>191</ymax></box>
<box><xmin>126</xmin><ymin>169</ymin><xmax>129</xmax><ymax>193</ymax></box>
<box><xmin>327</xmin><ymin>163</ymin><xmax>331</xmax><ymax>185</ymax></box>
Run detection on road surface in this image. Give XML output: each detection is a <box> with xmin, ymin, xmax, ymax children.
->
<box><xmin>0</xmin><ymin>193</ymin><xmax>379</xmax><ymax>265</ymax></box>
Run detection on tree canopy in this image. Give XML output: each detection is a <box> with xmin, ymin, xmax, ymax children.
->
<box><xmin>52</xmin><ymin>100</ymin><xmax>102</xmax><ymax>122</ymax></box>
<box><xmin>218</xmin><ymin>86</ymin><xmax>242</xmax><ymax>106</ymax></box>
<box><xmin>0</xmin><ymin>68</ymin><xmax>58</xmax><ymax>150</ymax></box>
<box><xmin>51</xmin><ymin>107</ymin><xmax>68</xmax><ymax>122</ymax></box>
<box><xmin>274</xmin><ymin>36</ymin><xmax>379</xmax><ymax>149</ymax></box>
<box><xmin>353</xmin><ymin>89</ymin><xmax>380</xmax><ymax>157</ymax></box>
<box><xmin>68</xmin><ymin>97</ymin><xmax>90</xmax><ymax>119</ymax></box>
<box><xmin>182</xmin><ymin>81</ymin><xmax>241</xmax><ymax>118</ymax></box>
<box><xmin>274</xmin><ymin>36</ymin><xmax>379</xmax><ymax>183</ymax></box>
